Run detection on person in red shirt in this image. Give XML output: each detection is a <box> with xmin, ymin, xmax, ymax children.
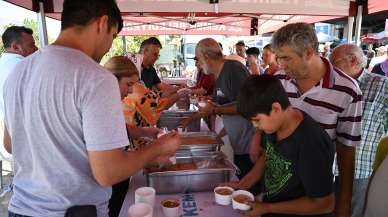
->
<box><xmin>262</xmin><ymin>44</ymin><xmax>279</xmax><ymax>75</ymax></box>
<box><xmin>192</xmin><ymin>56</ymin><xmax>215</xmax><ymax>96</ymax></box>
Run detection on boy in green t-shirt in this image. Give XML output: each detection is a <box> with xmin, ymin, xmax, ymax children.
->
<box><xmin>232</xmin><ymin>75</ymin><xmax>335</xmax><ymax>217</ymax></box>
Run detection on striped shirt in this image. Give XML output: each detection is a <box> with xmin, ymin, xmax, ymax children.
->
<box><xmin>275</xmin><ymin>58</ymin><xmax>362</xmax><ymax>147</ymax></box>
<box><xmin>355</xmin><ymin>70</ymin><xmax>388</xmax><ymax>179</ymax></box>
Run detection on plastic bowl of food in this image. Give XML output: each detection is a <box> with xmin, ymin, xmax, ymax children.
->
<box><xmin>231</xmin><ymin>190</ymin><xmax>254</xmax><ymax>211</ymax></box>
<box><xmin>214</xmin><ymin>186</ymin><xmax>234</xmax><ymax>205</ymax></box>
<box><xmin>161</xmin><ymin>199</ymin><xmax>180</xmax><ymax>217</ymax></box>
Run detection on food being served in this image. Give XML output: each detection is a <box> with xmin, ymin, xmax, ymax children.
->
<box><xmin>166</xmin><ymin>162</ymin><xmax>197</xmax><ymax>171</ymax></box>
<box><xmin>180</xmin><ymin>136</ymin><xmax>220</xmax><ymax>145</ymax></box>
<box><xmin>233</xmin><ymin>194</ymin><xmax>253</xmax><ymax>204</ymax></box>
<box><xmin>215</xmin><ymin>188</ymin><xmax>233</xmax><ymax>195</ymax></box>
<box><xmin>162</xmin><ymin>199</ymin><xmax>180</xmax><ymax>208</ymax></box>
<box><xmin>146</xmin><ymin>162</ymin><xmax>197</xmax><ymax>173</ymax></box>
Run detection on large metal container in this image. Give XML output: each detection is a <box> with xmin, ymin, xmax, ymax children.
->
<box><xmin>177</xmin><ymin>132</ymin><xmax>223</xmax><ymax>154</ymax></box>
<box><xmin>157</xmin><ymin>109</ymin><xmax>200</xmax><ymax>132</ymax></box>
<box><xmin>145</xmin><ymin>152</ymin><xmax>235</xmax><ymax>194</ymax></box>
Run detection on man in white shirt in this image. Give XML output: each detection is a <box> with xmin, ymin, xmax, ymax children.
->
<box><xmin>0</xmin><ymin>26</ymin><xmax>37</xmax><ymax>158</ymax></box>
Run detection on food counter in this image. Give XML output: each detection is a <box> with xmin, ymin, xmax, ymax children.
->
<box><xmin>118</xmin><ymin>171</ymin><xmax>243</xmax><ymax>217</ymax></box>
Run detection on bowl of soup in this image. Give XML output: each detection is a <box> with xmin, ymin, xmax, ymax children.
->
<box><xmin>231</xmin><ymin>190</ymin><xmax>254</xmax><ymax>211</ymax></box>
<box><xmin>161</xmin><ymin>199</ymin><xmax>180</xmax><ymax>217</ymax></box>
<box><xmin>214</xmin><ymin>186</ymin><xmax>234</xmax><ymax>205</ymax></box>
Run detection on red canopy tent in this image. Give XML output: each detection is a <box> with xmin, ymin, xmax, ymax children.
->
<box><xmin>4</xmin><ymin>0</ymin><xmax>388</xmax><ymax>36</ymax></box>
<box><xmin>3</xmin><ymin>0</ymin><xmax>350</xmax><ymax>36</ymax></box>
<box><xmin>361</xmin><ymin>30</ymin><xmax>388</xmax><ymax>43</ymax></box>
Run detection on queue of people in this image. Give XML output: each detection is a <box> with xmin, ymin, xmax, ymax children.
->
<box><xmin>0</xmin><ymin>0</ymin><xmax>386</xmax><ymax>217</ymax></box>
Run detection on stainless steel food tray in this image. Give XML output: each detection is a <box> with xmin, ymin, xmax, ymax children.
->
<box><xmin>158</xmin><ymin>110</ymin><xmax>200</xmax><ymax>132</ymax></box>
<box><xmin>177</xmin><ymin>131</ymin><xmax>223</xmax><ymax>153</ymax></box>
<box><xmin>145</xmin><ymin>152</ymin><xmax>236</xmax><ymax>194</ymax></box>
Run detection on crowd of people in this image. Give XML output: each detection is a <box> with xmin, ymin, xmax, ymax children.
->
<box><xmin>0</xmin><ymin>0</ymin><xmax>386</xmax><ymax>217</ymax></box>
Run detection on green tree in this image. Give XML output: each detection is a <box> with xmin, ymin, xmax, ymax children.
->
<box><xmin>101</xmin><ymin>35</ymin><xmax>157</xmax><ymax>64</ymax></box>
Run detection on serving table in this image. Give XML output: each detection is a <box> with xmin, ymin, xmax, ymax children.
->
<box><xmin>118</xmin><ymin>172</ymin><xmax>243</xmax><ymax>217</ymax></box>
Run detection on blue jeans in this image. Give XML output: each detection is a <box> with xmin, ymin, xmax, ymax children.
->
<box><xmin>8</xmin><ymin>211</ymin><xmax>31</xmax><ymax>217</ymax></box>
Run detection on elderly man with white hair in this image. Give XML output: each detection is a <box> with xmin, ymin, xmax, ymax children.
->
<box><xmin>194</xmin><ymin>38</ymin><xmax>256</xmax><ymax>183</ymax></box>
<box><xmin>368</xmin><ymin>46</ymin><xmax>387</xmax><ymax>72</ymax></box>
<box><xmin>330</xmin><ymin>44</ymin><xmax>388</xmax><ymax>217</ymax></box>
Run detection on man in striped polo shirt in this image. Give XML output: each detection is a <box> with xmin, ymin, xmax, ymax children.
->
<box><xmin>271</xmin><ymin>23</ymin><xmax>362</xmax><ymax>217</ymax></box>
<box><xmin>330</xmin><ymin>44</ymin><xmax>387</xmax><ymax>217</ymax></box>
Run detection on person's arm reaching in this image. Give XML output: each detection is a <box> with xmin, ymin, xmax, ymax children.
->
<box><xmin>158</xmin><ymin>88</ymin><xmax>191</xmax><ymax>111</ymax></box>
<box><xmin>84</xmin><ymin>76</ymin><xmax>180</xmax><ymax>187</ymax></box>
<box><xmin>127</xmin><ymin>125</ymin><xmax>160</xmax><ymax>139</ymax></box>
<box><xmin>212</xmin><ymin>103</ymin><xmax>237</xmax><ymax>115</ymax></box>
<box><xmin>155</xmin><ymin>82</ymin><xmax>181</xmax><ymax>97</ymax></box>
<box><xmin>240</xmin><ymin>194</ymin><xmax>334</xmax><ymax>216</ymax></box>
<box><xmin>224</xmin><ymin>152</ymin><xmax>265</xmax><ymax>190</ymax></box>
<box><xmin>88</xmin><ymin>132</ymin><xmax>180</xmax><ymax>187</ymax></box>
<box><xmin>199</xmin><ymin>101</ymin><xmax>238</xmax><ymax>116</ymax></box>
<box><xmin>249</xmin><ymin>130</ymin><xmax>262</xmax><ymax>163</ymax></box>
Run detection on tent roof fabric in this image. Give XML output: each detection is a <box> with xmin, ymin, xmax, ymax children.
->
<box><xmin>5</xmin><ymin>0</ymin><xmax>351</xmax><ymax>17</ymax></box>
<box><xmin>3</xmin><ymin>0</ymin><xmax>354</xmax><ymax>35</ymax></box>
<box><xmin>49</xmin><ymin>0</ymin><xmax>351</xmax><ymax>16</ymax></box>
<box><xmin>368</xmin><ymin>0</ymin><xmax>388</xmax><ymax>14</ymax></box>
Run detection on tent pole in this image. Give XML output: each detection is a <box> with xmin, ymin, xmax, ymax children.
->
<box><xmin>354</xmin><ymin>5</ymin><xmax>363</xmax><ymax>46</ymax></box>
<box><xmin>346</xmin><ymin>16</ymin><xmax>354</xmax><ymax>43</ymax></box>
<box><xmin>37</xmin><ymin>1</ymin><xmax>48</xmax><ymax>47</ymax></box>
<box><xmin>121</xmin><ymin>36</ymin><xmax>127</xmax><ymax>55</ymax></box>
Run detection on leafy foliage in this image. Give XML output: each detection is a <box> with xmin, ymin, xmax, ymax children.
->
<box><xmin>101</xmin><ymin>35</ymin><xmax>155</xmax><ymax>64</ymax></box>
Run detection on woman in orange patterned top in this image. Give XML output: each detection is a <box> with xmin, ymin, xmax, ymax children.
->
<box><xmin>104</xmin><ymin>56</ymin><xmax>188</xmax><ymax>150</ymax></box>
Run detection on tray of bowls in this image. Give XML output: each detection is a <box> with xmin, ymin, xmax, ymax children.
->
<box><xmin>144</xmin><ymin>151</ymin><xmax>237</xmax><ymax>194</ymax></box>
<box><xmin>177</xmin><ymin>131</ymin><xmax>223</xmax><ymax>154</ymax></box>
